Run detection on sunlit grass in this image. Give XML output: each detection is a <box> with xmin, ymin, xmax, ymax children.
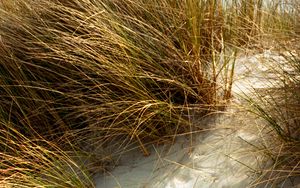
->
<box><xmin>0</xmin><ymin>120</ymin><xmax>95</xmax><ymax>188</ymax></box>
<box><xmin>0</xmin><ymin>0</ymin><xmax>298</xmax><ymax>187</ymax></box>
<box><xmin>244</xmin><ymin>34</ymin><xmax>300</xmax><ymax>187</ymax></box>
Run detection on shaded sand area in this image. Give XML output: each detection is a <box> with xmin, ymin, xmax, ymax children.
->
<box><xmin>95</xmin><ymin>51</ymin><xmax>300</xmax><ymax>188</ymax></box>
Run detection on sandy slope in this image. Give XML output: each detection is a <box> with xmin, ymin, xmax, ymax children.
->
<box><xmin>94</xmin><ymin>51</ymin><xmax>299</xmax><ymax>188</ymax></box>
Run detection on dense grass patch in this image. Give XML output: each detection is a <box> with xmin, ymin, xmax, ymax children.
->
<box><xmin>0</xmin><ymin>0</ymin><xmax>298</xmax><ymax>187</ymax></box>
<box><xmin>0</xmin><ymin>120</ymin><xmax>94</xmax><ymax>187</ymax></box>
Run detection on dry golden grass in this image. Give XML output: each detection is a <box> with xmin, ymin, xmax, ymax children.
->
<box><xmin>0</xmin><ymin>0</ymin><xmax>298</xmax><ymax>187</ymax></box>
<box><xmin>245</xmin><ymin>34</ymin><xmax>300</xmax><ymax>187</ymax></box>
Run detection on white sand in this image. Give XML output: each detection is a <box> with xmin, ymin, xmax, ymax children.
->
<box><xmin>94</xmin><ymin>51</ymin><xmax>299</xmax><ymax>188</ymax></box>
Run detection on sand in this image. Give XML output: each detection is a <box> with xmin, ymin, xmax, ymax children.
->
<box><xmin>94</xmin><ymin>51</ymin><xmax>299</xmax><ymax>188</ymax></box>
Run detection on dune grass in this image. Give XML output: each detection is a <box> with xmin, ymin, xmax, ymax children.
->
<box><xmin>0</xmin><ymin>0</ymin><xmax>298</xmax><ymax>187</ymax></box>
<box><xmin>241</xmin><ymin>4</ymin><xmax>300</xmax><ymax>184</ymax></box>
<box><xmin>0</xmin><ymin>120</ymin><xmax>95</xmax><ymax>188</ymax></box>
<box><xmin>245</xmin><ymin>43</ymin><xmax>300</xmax><ymax>187</ymax></box>
<box><xmin>0</xmin><ymin>0</ymin><xmax>237</xmax><ymax>186</ymax></box>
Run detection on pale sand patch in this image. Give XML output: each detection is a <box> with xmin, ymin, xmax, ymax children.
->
<box><xmin>94</xmin><ymin>51</ymin><xmax>299</xmax><ymax>188</ymax></box>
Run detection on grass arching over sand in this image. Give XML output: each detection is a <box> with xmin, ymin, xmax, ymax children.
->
<box><xmin>0</xmin><ymin>0</ymin><xmax>299</xmax><ymax>187</ymax></box>
<box><xmin>244</xmin><ymin>39</ymin><xmax>300</xmax><ymax>187</ymax></box>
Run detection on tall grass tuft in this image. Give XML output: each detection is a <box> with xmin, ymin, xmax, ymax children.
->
<box><xmin>0</xmin><ymin>0</ymin><xmax>232</xmax><ymax>157</ymax></box>
<box><xmin>0</xmin><ymin>120</ymin><xmax>95</xmax><ymax>187</ymax></box>
<box><xmin>0</xmin><ymin>0</ymin><xmax>297</xmax><ymax>187</ymax></box>
<box><xmin>244</xmin><ymin>20</ymin><xmax>300</xmax><ymax>187</ymax></box>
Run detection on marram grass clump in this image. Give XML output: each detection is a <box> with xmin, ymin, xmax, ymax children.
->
<box><xmin>0</xmin><ymin>0</ymin><xmax>230</xmax><ymax>157</ymax></box>
<box><xmin>0</xmin><ymin>121</ymin><xmax>95</xmax><ymax>188</ymax></box>
<box><xmin>246</xmin><ymin>36</ymin><xmax>300</xmax><ymax>187</ymax></box>
<box><xmin>0</xmin><ymin>0</ymin><xmax>295</xmax><ymax>187</ymax></box>
<box><xmin>0</xmin><ymin>1</ymin><xmax>235</xmax><ymax>185</ymax></box>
